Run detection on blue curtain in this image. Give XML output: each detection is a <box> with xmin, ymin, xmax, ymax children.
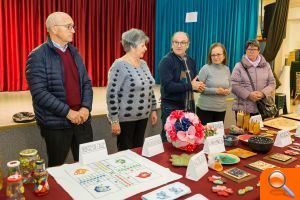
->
<box><xmin>154</xmin><ymin>0</ymin><xmax>258</xmax><ymax>82</ymax></box>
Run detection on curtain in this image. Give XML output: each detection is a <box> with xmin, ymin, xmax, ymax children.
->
<box><xmin>0</xmin><ymin>0</ymin><xmax>155</xmax><ymax>91</ymax></box>
<box><xmin>262</xmin><ymin>0</ymin><xmax>290</xmax><ymax>88</ymax></box>
<box><xmin>154</xmin><ymin>0</ymin><xmax>258</xmax><ymax>82</ymax></box>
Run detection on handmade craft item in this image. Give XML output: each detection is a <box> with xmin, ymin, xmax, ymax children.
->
<box><xmin>19</xmin><ymin>149</ymin><xmax>40</xmax><ymax>184</ymax></box>
<box><xmin>169</xmin><ymin>154</ymin><xmax>194</xmax><ymax>167</ymax></box>
<box><xmin>223</xmin><ymin>167</ymin><xmax>250</xmax><ymax>180</ymax></box>
<box><xmin>212</xmin><ymin>185</ymin><xmax>233</xmax><ymax>197</ymax></box>
<box><xmin>284</xmin><ymin>149</ymin><xmax>300</xmax><ymax>156</ymax></box>
<box><xmin>238</xmin><ymin>186</ymin><xmax>254</xmax><ymax>195</ymax></box>
<box><xmin>229</xmin><ymin>125</ymin><xmax>244</xmax><ymax>135</ymax></box>
<box><xmin>246</xmin><ymin>160</ymin><xmax>276</xmax><ymax>171</ymax></box>
<box><xmin>226</xmin><ymin>148</ymin><xmax>257</xmax><ymax>159</ymax></box>
<box><xmin>208</xmin><ymin>175</ymin><xmax>226</xmax><ymax>185</ymax></box>
<box><xmin>33</xmin><ymin>159</ymin><xmax>49</xmax><ymax>196</ymax></box>
<box><xmin>269</xmin><ymin>153</ymin><xmax>292</xmax><ymax>162</ymax></box>
<box><xmin>208</xmin><ymin>157</ymin><xmax>223</xmax><ymax>171</ymax></box>
<box><xmin>263</xmin><ymin>117</ymin><xmax>298</xmax><ymax>131</ymax></box>
<box><xmin>165</xmin><ymin>110</ymin><xmax>204</xmax><ymax>152</ymax></box>
<box><xmin>203</xmin><ymin>125</ymin><xmax>217</xmax><ymax>138</ymax></box>
<box><xmin>209</xmin><ymin>153</ymin><xmax>240</xmax><ymax>165</ymax></box>
<box><xmin>248</xmin><ymin>118</ymin><xmax>260</xmax><ymax>134</ymax></box>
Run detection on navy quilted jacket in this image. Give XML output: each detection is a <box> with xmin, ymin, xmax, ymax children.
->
<box><xmin>26</xmin><ymin>38</ymin><xmax>93</xmax><ymax>129</ymax></box>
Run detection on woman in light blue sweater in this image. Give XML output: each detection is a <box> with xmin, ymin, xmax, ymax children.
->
<box><xmin>196</xmin><ymin>43</ymin><xmax>231</xmax><ymax>125</ymax></box>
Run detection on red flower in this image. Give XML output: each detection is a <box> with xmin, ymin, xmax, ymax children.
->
<box><xmin>169</xmin><ymin>110</ymin><xmax>184</xmax><ymax>120</ymax></box>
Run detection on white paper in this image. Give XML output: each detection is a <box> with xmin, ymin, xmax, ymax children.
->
<box><xmin>185</xmin><ymin>194</ymin><xmax>209</xmax><ymax>200</ymax></box>
<box><xmin>142</xmin><ymin>182</ymin><xmax>191</xmax><ymax>200</ymax></box>
<box><xmin>250</xmin><ymin>115</ymin><xmax>263</xmax><ymax>128</ymax></box>
<box><xmin>142</xmin><ymin>134</ymin><xmax>164</xmax><ymax>157</ymax></box>
<box><xmin>48</xmin><ymin>150</ymin><xmax>182</xmax><ymax>200</ymax></box>
<box><xmin>274</xmin><ymin>130</ymin><xmax>292</xmax><ymax>147</ymax></box>
<box><xmin>185</xmin><ymin>12</ymin><xmax>198</xmax><ymax>23</ymax></box>
<box><xmin>186</xmin><ymin>150</ymin><xmax>208</xmax><ymax>181</ymax></box>
<box><xmin>207</xmin><ymin>121</ymin><xmax>225</xmax><ymax>136</ymax></box>
<box><xmin>203</xmin><ymin>135</ymin><xmax>225</xmax><ymax>154</ymax></box>
<box><xmin>79</xmin><ymin>140</ymin><xmax>108</xmax><ymax>165</ymax></box>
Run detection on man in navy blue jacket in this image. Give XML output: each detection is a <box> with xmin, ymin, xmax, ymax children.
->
<box><xmin>26</xmin><ymin>12</ymin><xmax>93</xmax><ymax>167</ymax></box>
<box><xmin>159</xmin><ymin>32</ymin><xmax>205</xmax><ymax>142</ymax></box>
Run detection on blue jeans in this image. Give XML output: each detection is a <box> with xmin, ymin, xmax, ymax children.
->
<box><xmin>160</xmin><ymin>102</ymin><xmax>184</xmax><ymax>142</ymax></box>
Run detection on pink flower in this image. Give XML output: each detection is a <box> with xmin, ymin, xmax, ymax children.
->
<box><xmin>177</xmin><ymin>126</ymin><xmax>197</xmax><ymax>144</ymax></box>
<box><xmin>184</xmin><ymin>113</ymin><xmax>199</xmax><ymax>125</ymax></box>
<box><xmin>169</xmin><ymin>110</ymin><xmax>184</xmax><ymax>121</ymax></box>
<box><xmin>164</xmin><ymin>121</ymin><xmax>173</xmax><ymax>132</ymax></box>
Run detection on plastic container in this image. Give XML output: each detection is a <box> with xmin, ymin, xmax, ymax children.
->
<box><xmin>6</xmin><ymin>174</ymin><xmax>25</xmax><ymax>200</ymax></box>
<box><xmin>19</xmin><ymin>149</ymin><xmax>40</xmax><ymax>184</ymax></box>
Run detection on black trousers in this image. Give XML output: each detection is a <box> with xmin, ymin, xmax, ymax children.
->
<box><xmin>196</xmin><ymin>107</ymin><xmax>226</xmax><ymax>125</ymax></box>
<box><xmin>117</xmin><ymin>118</ymin><xmax>148</xmax><ymax>151</ymax></box>
<box><xmin>41</xmin><ymin>121</ymin><xmax>93</xmax><ymax>167</ymax></box>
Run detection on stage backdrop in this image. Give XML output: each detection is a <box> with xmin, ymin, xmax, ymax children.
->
<box><xmin>0</xmin><ymin>0</ymin><xmax>155</xmax><ymax>91</ymax></box>
<box><xmin>154</xmin><ymin>0</ymin><xmax>259</xmax><ymax>82</ymax></box>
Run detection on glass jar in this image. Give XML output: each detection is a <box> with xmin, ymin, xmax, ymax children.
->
<box><xmin>19</xmin><ymin>149</ymin><xmax>40</xmax><ymax>184</ymax></box>
<box><xmin>7</xmin><ymin>160</ymin><xmax>21</xmax><ymax>176</ymax></box>
<box><xmin>33</xmin><ymin>159</ymin><xmax>49</xmax><ymax>196</ymax></box>
<box><xmin>6</xmin><ymin>174</ymin><xmax>25</xmax><ymax>200</ymax></box>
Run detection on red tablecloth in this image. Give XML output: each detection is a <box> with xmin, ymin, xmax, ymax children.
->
<box><xmin>1</xmin><ymin>136</ymin><xmax>299</xmax><ymax>200</ymax></box>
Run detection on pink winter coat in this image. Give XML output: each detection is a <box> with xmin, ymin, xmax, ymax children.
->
<box><xmin>231</xmin><ymin>55</ymin><xmax>276</xmax><ymax>114</ymax></box>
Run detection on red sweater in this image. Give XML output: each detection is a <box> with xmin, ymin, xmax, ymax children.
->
<box><xmin>55</xmin><ymin>48</ymin><xmax>81</xmax><ymax>111</ymax></box>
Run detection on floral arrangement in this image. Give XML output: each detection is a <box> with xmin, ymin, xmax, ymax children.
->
<box><xmin>204</xmin><ymin>125</ymin><xmax>217</xmax><ymax>138</ymax></box>
<box><xmin>164</xmin><ymin>110</ymin><xmax>204</xmax><ymax>152</ymax></box>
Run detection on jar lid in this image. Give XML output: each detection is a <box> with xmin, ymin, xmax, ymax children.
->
<box><xmin>7</xmin><ymin>174</ymin><xmax>22</xmax><ymax>182</ymax></box>
<box><xmin>7</xmin><ymin>160</ymin><xmax>20</xmax><ymax>168</ymax></box>
<box><xmin>19</xmin><ymin>149</ymin><xmax>38</xmax><ymax>156</ymax></box>
<box><xmin>35</xmin><ymin>159</ymin><xmax>45</xmax><ymax>165</ymax></box>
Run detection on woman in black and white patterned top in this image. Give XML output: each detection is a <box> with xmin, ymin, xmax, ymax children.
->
<box><xmin>106</xmin><ymin>28</ymin><xmax>157</xmax><ymax>151</ymax></box>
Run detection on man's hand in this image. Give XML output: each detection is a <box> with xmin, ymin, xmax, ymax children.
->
<box><xmin>111</xmin><ymin>122</ymin><xmax>121</xmax><ymax>136</ymax></box>
<box><xmin>150</xmin><ymin>111</ymin><xmax>158</xmax><ymax>125</ymax></box>
<box><xmin>79</xmin><ymin>107</ymin><xmax>89</xmax><ymax>123</ymax></box>
<box><xmin>66</xmin><ymin>109</ymin><xmax>81</xmax><ymax>124</ymax></box>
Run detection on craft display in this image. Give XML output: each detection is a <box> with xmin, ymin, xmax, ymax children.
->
<box><xmin>246</xmin><ymin>160</ymin><xmax>276</xmax><ymax>172</ymax></box>
<box><xmin>33</xmin><ymin>159</ymin><xmax>49</xmax><ymax>196</ymax></box>
<box><xmin>141</xmin><ymin>182</ymin><xmax>191</xmax><ymax>200</ymax></box>
<box><xmin>226</xmin><ymin>148</ymin><xmax>257</xmax><ymax>159</ymax></box>
<box><xmin>212</xmin><ymin>185</ymin><xmax>233</xmax><ymax>197</ymax></box>
<box><xmin>48</xmin><ymin>150</ymin><xmax>181</xmax><ymax>200</ymax></box>
<box><xmin>248</xmin><ymin>136</ymin><xmax>274</xmax><ymax>153</ymax></box>
<box><xmin>164</xmin><ymin>110</ymin><xmax>204</xmax><ymax>152</ymax></box>
<box><xmin>264</xmin><ymin>153</ymin><xmax>297</xmax><ymax>165</ymax></box>
<box><xmin>19</xmin><ymin>149</ymin><xmax>40</xmax><ymax>184</ymax></box>
<box><xmin>169</xmin><ymin>154</ymin><xmax>194</xmax><ymax>167</ymax></box>
<box><xmin>238</xmin><ymin>135</ymin><xmax>254</xmax><ymax>145</ymax></box>
<box><xmin>269</xmin><ymin>153</ymin><xmax>292</xmax><ymax>162</ymax></box>
<box><xmin>238</xmin><ymin>186</ymin><xmax>254</xmax><ymax>195</ymax></box>
<box><xmin>263</xmin><ymin>117</ymin><xmax>298</xmax><ymax>131</ymax></box>
<box><xmin>6</xmin><ymin>174</ymin><xmax>25</xmax><ymax>200</ymax></box>
<box><xmin>236</xmin><ymin>111</ymin><xmax>250</xmax><ymax>131</ymax></box>
<box><xmin>7</xmin><ymin>160</ymin><xmax>21</xmax><ymax>176</ymax></box>
<box><xmin>208</xmin><ymin>175</ymin><xmax>226</xmax><ymax>185</ymax></box>
<box><xmin>207</xmin><ymin>157</ymin><xmax>223</xmax><ymax>171</ymax></box>
<box><xmin>219</xmin><ymin>167</ymin><xmax>256</xmax><ymax>183</ymax></box>
<box><xmin>282</xmin><ymin>113</ymin><xmax>300</xmax><ymax>121</ymax></box>
<box><xmin>248</xmin><ymin>120</ymin><xmax>260</xmax><ymax>134</ymax></box>
<box><xmin>223</xmin><ymin>135</ymin><xmax>239</xmax><ymax>147</ymax></box>
<box><xmin>284</xmin><ymin>149</ymin><xmax>300</xmax><ymax>156</ymax></box>
<box><xmin>288</xmin><ymin>145</ymin><xmax>300</xmax><ymax>152</ymax></box>
<box><xmin>229</xmin><ymin>125</ymin><xmax>244</xmax><ymax>135</ymax></box>
<box><xmin>203</xmin><ymin>125</ymin><xmax>217</xmax><ymax>138</ymax></box>
<box><xmin>208</xmin><ymin>153</ymin><xmax>240</xmax><ymax>165</ymax></box>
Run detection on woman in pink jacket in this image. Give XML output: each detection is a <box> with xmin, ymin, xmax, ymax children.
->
<box><xmin>231</xmin><ymin>40</ymin><xmax>276</xmax><ymax>116</ymax></box>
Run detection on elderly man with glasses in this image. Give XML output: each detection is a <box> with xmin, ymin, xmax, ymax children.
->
<box><xmin>26</xmin><ymin>12</ymin><xmax>93</xmax><ymax>167</ymax></box>
<box><xmin>158</xmin><ymin>31</ymin><xmax>205</xmax><ymax>142</ymax></box>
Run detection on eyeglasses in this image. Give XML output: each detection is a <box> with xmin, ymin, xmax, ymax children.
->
<box><xmin>211</xmin><ymin>53</ymin><xmax>223</xmax><ymax>57</ymax></box>
<box><xmin>247</xmin><ymin>48</ymin><xmax>259</xmax><ymax>52</ymax></box>
<box><xmin>172</xmin><ymin>41</ymin><xmax>189</xmax><ymax>47</ymax></box>
<box><xmin>54</xmin><ymin>24</ymin><xmax>76</xmax><ymax>30</ymax></box>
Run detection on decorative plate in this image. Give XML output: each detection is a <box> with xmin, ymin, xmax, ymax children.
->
<box><xmin>209</xmin><ymin>153</ymin><xmax>240</xmax><ymax>165</ymax></box>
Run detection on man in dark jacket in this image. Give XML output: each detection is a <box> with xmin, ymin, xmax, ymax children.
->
<box><xmin>26</xmin><ymin>12</ymin><xmax>93</xmax><ymax>167</ymax></box>
<box><xmin>158</xmin><ymin>32</ymin><xmax>205</xmax><ymax>142</ymax></box>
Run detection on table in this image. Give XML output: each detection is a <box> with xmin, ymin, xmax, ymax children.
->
<box><xmin>1</xmin><ymin>135</ymin><xmax>299</xmax><ymax>200</ymax></box>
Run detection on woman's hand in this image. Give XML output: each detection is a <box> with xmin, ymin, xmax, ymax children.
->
<box><xmin>111</xmin><ymin>122</ymin><xmax>121</xmax><ymax>136</ymax></box>
<box><xmin>150</xmin><ymin>111</ymin><xmax>158</xmax><ymax>125</ymax></box>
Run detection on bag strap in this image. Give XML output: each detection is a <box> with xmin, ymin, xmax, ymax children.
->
<box><xmin>240</xmin><ymin>62</ymin><xmax>256</xmax><ymax>91</ymax></box>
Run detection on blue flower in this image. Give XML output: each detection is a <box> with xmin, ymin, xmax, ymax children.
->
<box><xmin>175</xmin><ymin>120</ymin><xmax>183</xmax><ymax>131</ymax></box>
<box><xmin>181</xmin><ymin>117</ymin><xmax>192</xmax><ymax>131</ymax></box>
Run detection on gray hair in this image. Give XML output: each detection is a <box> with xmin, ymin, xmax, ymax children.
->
<box><xmin>121</xmin><ymin>29</ymin><xmax>149</xmax><ymax>52</ymax></box>
<box><xmin>171</xmin><ymin>31</ymin><xmax>190</xmax><ymax>42</ymax></box>
<box><xmin>45</xmin><ymin>12</ymin><xmax>71</xmax><ymax>33</ymax></box>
